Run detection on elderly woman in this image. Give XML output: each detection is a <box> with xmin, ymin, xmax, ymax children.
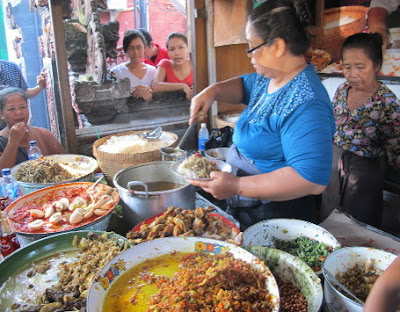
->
<box><xmin>189</xmin><ymin>0</ymin><xmax>335</xmax><ymax>229</ymax></box>
<box><xmin>0</xmin><ymin>87</ymin><xmax>65</xmax><ymax>173</ymax></box>
<box><xmin>321</xmin><ymin>33</ymin><xmax>400</xmax><ymax>227</ymax></box>
<box><xmin>110</xmin><ymin>30</ymin><xmax>156</xmax><ymax>102</ymax></box>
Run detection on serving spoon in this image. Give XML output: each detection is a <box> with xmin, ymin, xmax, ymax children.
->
<box><xmin>141</xmin><ymin>126</ymin><xmax>162</xmax><ymax>140</ymax></box>
<box><xmin>323</xmin><ymin>267</ymin><xmax>364</xmax><ymax>305</ymax></box>
<box><xmin>160</xmin><ymin>121</ymin><xmax>197</xmax><ymax>159</ymax></box>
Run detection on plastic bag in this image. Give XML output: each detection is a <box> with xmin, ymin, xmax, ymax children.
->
<box><xmin>205</xmin><ymin>126</ymin><xmax>233</xmax><ymax>149</ymax></box>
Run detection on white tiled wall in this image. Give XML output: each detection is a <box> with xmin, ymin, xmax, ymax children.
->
<box><xmin>321</xmin><ymin>77</ymin><xmax>400</xmax><ymax>100</ymax></box>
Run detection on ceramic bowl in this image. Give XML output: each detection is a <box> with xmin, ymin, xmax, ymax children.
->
<box><xmin>243</xmin><ymin>218</ymin><xmax>341</xmax><ymax>274</ymax></box>
<box><xmin>0</xmin><ymin>230</ymin><xmax>130</xmax><ymax>311</ymax></box>
<box><xmin>11</xmin><ymin>154</ymin><xmax>98</xmax><ymax>195</ymax></box>
<box><xmin>322</xmin><ymin>246</ymin><xmax>397</xmax><ymax>312</ymax></box>
<box><xmin>87</xmin><ymin>237</ymin><xmax>280</xmax><ymax>312</ymax></box>
<box><xmin>205</xmin><ymin>147</ymin><xmax>230</xmax><ymax>161</ymax></box>
<box><xmin>5</xmin><ymin>182</ymin><xmax>119</xmax><ymax>246</ymax></box>
<box><xmin>244</xmin><ymin>246</ymin><xmax>323</xmax><ymax>312</ymax></box>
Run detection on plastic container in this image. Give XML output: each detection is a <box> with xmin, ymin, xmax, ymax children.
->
<box><xmin>28</xmin><ymin>140</ymin><xmax>42</xmax><ymax>160</ymax></box>
<box><xmin>1</xmin><ymin>169</ymin><xmax>20</xmax><ymax>201</ymax></box>
<box><xmin>198</xmin><ymin>123</ymin><xmax>209</xmax><ymax>152</ymax></box>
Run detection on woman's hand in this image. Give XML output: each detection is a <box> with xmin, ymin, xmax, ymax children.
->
<box><xmin>188</xmin><ymin>171</ymin><xmax>239</xmax><ymax>200</ymax></box>
<box><xmin>8</xmin><ymin>122</ymin><xmax>27</xmax><ymax>147</ymax></box>
<box><xmin>37</xmin><ymin>68</ymin><xmax>47</xmax><ymax>89</ymax></box>
<box><xmin>183</xmin><ymin>84</ymin><xmax>193</xmax><ymax>100</ymax></box>
<box><xmin>133</xmin><ymin>85</ymin><xmax>153</xmax><ymax>102</ymax></box>
<box><xmin>189</xmin><ymin>86</ymin><xmax>216</xmax><ymax>124</ymax></box>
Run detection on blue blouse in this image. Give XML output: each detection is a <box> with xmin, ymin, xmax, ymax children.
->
<box><xmin>234</xmin><ymin>64</ymin><xmax>335</xmax><ymax>185</ymax></box>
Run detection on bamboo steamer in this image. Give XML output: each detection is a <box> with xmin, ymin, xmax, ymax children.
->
<box><xmin>321</xmin><ymin>6</ymin><xmax>368</xmax><ymax>62</ymax></box>
<box><xmin>93</xmin><ymin>130</ymin><xmax>178</xmax><ymax>185</ymax></box>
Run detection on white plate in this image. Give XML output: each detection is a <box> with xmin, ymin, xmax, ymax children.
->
<box><xmin>171</xmin><ymin>158</ymin><xmax>232</xmax><ymax>180</ymax></box>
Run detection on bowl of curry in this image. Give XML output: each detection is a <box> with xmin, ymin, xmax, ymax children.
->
<box><xmin>5</xmin><ymin>182</ymin><xmax>119</xmax><ymax>246</ymax></box>
<box><xmin>87</xmin><ymin>237</ymin><xmax>280</xmax><ymax>312</ymax></box>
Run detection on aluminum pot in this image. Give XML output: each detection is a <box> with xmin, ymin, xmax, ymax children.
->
<box><xmin>113</xmin><ymin>161</ymin><xmax>195</xmax><ymax>228</ymax></box>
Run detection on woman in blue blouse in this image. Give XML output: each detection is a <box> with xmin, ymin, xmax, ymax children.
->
<box><xmin>189</xmin><ymin>0</ymin><xmax>335</xmax><ymax>229</ymax></box>
<box><xmin>321</xmin><ymin>33</ymin><xmax>400</xmax><ymax>227</ymax></box>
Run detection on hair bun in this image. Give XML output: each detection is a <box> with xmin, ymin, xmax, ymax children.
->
<box><xmin>371</xmin><ymin>32</ymin><xmax>384</xmax><ymax>47</ymax></box>
<box><xmin>293</xmin><ymin>0</ymin><xmax>310</xmax><ymax>26</ymax></box>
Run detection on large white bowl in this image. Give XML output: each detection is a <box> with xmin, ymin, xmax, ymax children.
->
<box><xmin>243</xmin><ymin>218</ymin><xmax>341</xmax><ymax>274</ymax></box>
<box><xmin>205</xmin><ymin>147</ymin><xmax>230</xmax><ymax>161</ymax></box>
<box><xmin>87</xmin><ymin>237</ymin><xmax>280</xmax><ymax>312</ymax></box>
<box><xmin>323</xmin><ymin>246</ymin><xmax>397</xmax><ymax>312</ymax></box>
<box><xmin>11</xmin><ymin>154</ymin><xmax>98</xmax><ymax>195</ymax></box>
<box><xmin>244</xmin><ymin>246</ymin><xmax>323</xmax><ymax>312</ymax></box>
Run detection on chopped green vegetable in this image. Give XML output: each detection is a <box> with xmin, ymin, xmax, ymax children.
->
<box><xmin>272</xmin><ymin>236</ymin><xmax>333</xmax><ymax>271</ymax></box>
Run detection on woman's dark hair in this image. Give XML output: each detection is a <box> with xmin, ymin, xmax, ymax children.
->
<box><xmin>122</xmin><ymin>30</ymin><xmax>146</xmax><ymax>52</ymax></box>
<box><xmin>341</xmin><ymin>32</ymin><xmax>383</xmax><ymax>69</ymax></box>
<box><xmin>138</xmin><ymin>28</ymin><xmax>153</xmax><ymax>47</ymax></box>
<box><xmin>0</xmin><ymin>87</ymin><xmax>27</xmax><ymax>112</ymax></box>
<box><xmin>248</xmin><ymin>0</ymin><xmax>311</xmax><ymax>56</ymax></box>
<box><xmin>166</xmin><ymin>32</ymin><xmax>188</xmax><ymax>49</ymax></box>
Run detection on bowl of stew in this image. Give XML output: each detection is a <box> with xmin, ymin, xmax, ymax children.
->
<box><xmin>87</xmin><ymin>237</ymin><xmax>280</xmax><ymax>312</ymax></box>
<box><xmin>322</xmin><ymin>246</ymin><xmax>397</xmax><ymax>312</ymax></box>
<box><xmin>5</xmin><ymin>182</ymin><xmax>119</xmax><ymax>246</ymax></box>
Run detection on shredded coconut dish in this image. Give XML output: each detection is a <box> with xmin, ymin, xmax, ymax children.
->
<box><xmin>98</xmin><ymin>132</ymin><xmax>176</xmax><ymax>154</ymax></box>
<box><xmin>177</xmin><ymin>153</ymin><xmax>218</xmax><ymax>179</ymax></box>
<box><xmin>15</xmin><ymin>158</ymin><xmax>76</xmax><ymax>184</ymax></box>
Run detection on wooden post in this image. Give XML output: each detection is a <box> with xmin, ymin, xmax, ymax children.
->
<box><xmin>48</xmin><ymin>0</ymin><xmax>78</xmax><ymax>153</ymax></box>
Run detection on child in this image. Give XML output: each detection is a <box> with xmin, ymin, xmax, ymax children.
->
<box><xmin>152</xmin><ymin>32</ymin><xmax>193</xmax><ymax>100</ymax></box>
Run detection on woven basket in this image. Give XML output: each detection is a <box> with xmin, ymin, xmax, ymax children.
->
<box><xmin>322</xmin><ymin>6</ymin><xmax>368</xmax><ymax>62</ymax></box>
<box><xmin>93</xmin><ymin>130</ymin><xmax>178</xmax><ymax>185</ymax></box>
<box><xmin>215</xmin><ymin>111</ymin><xmax>243</xmax><ymax>129</ymax></box>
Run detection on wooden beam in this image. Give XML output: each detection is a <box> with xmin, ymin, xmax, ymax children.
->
<box><xmin>49</xmin><ymin>0</ymin><xmax>78</xmax><ymax>153</ymax></box>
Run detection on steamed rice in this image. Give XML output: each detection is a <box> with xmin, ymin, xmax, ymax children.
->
<box><xmin>98</xmin><ymin>132</ymin><xmax>175</xmax><ymax>154</ymax></box>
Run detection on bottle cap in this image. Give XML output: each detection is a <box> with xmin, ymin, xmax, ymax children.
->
<box><xmin>29</xmin><ymin>140</ymin><xmax>37</xmax><ymax>146</ymax></box>
<box><xmin>1</xmin><ymin>168</ymin><xmax>11</xmax><ymax>176</ymax></box>
<box><xmin>201</xmin><ymin>123</ymin><xmax>207</xmax><ymax>128</ymax></box>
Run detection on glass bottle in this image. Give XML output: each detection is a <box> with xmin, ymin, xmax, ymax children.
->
<box><xmin>0</xmin><ymin>211</ymin><xmax>20</xmax><ymax>257</ymax></box>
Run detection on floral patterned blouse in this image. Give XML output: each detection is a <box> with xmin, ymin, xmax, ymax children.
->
<box><xmin>333</xmin><ymin>82</ymin><xmax>400</xmax><ymax>167</ymax></box>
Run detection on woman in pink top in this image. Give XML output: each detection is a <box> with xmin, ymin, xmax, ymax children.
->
<box><xmin>152</xmin><ymin>32</ymin><xmax>194</xmax><ymax>100</ymax></box>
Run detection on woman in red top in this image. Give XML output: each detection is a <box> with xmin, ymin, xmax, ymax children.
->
<box><xmin>152</xmin><ymin>32</ymin><xmax>194</xmax><ymax>100</ymax></box>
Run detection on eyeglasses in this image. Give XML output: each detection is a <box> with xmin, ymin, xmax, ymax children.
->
<box><xmin>245</xmin><ymin>41</ymin><xmax>269</xmax><ymax>54</ymax></box>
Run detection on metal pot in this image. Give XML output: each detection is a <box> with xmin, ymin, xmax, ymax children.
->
<box><xmin>113</xmin><ymin>161</ymin><xmax>195</xmax><ymax>228</ymax></box>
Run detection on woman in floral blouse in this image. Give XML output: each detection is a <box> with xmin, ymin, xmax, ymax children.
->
<box><xmin>321</xmin><ymin>33</ymin><xmax>400</xmax><ymax>227</ymax></box>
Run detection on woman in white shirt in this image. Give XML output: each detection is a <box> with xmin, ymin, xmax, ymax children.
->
<box><xmin>111</xmin><ymin>30</ymin><xmax>156</xmax><ymax>102</ymax></box>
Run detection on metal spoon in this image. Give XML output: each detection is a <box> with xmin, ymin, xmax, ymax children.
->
<box><xmin>141</xmin><ymin>126</ymin><xmax>162</xmax><ymax>139</ymax></box>
<box><xmin>160</xmin><ymin>122</ymin><xmax>196</xmax><ymax>160</ymax></box>
<box><xmin>323</xmin><ymin>268</ymin><xmax>364</xmax><ymax>305</ymax></box>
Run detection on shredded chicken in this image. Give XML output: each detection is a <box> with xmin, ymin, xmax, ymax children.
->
<box><xmin>15</xmin><ymin>157</ymin><xmax>76</xmax><ymax>183</ymax></box>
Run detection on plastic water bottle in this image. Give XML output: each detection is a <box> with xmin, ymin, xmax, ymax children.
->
<box><xmin>1</xmin><ymin>169</ymin><xmax>20</xmax><ymax>201</ymax></box>
<box><xmin>28</xmin><ymin>140</ymin><xmax>42</xmax><ymax>160</ymax></box>
<box><xmin>0</xmin><ymin>178</ymin><xmax>10</xmax><ymax>211</ymax></box>
<box><xmin>198</xmin><ymin>123</ymin><xmax>209</xmax><ymax>153</ymax></box>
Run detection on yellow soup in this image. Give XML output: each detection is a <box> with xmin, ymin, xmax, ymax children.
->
<box><xmin>103</xmin><ymin>252</ymin><xmax>188</xmax><ymax>312</ymax></box>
